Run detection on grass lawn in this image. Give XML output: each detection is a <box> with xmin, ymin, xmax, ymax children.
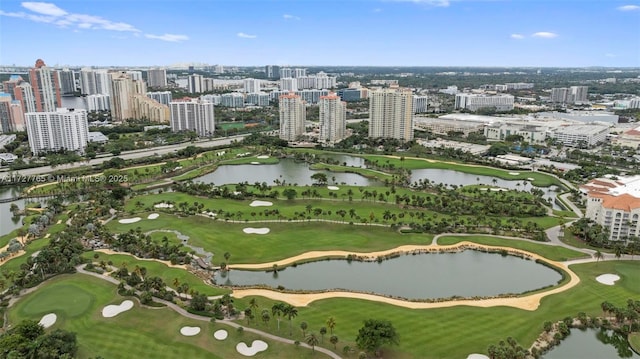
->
<box><xmin>233</xmin><ymin>260</ymin><xmax>640</xmax><ymax>359</ymax></box>
<box><xmin>560</xmin><ymin>231</ymin><xmax>615</xmax><ymax>254</ymax></box>
<box><xmin>629</xmin><ymin>332</ymin><xmax>640</xmax><ymax>354</ymax></box>
<box><xmin>107</xmin><ymin>214</ymin><xmax>434</xmax><ymax>265</ymax></box>
<box><xmin>8</xmin><ymin>274</ymin><xmax>327</xmax><ymax>359</ymax></box>
<box><xmin>82</xmin><ymin>251</ymin><xmax>230</xmax><ymax>296</ymax></box>
<box><xmin>309</xmin><ymin>162</ymin><xmax>394</xmax><ymax>182</ymax></box>
<box><xmin>436</xmin><ymin>235</ymin><xmax>587</xmax><ymax>261</ymax></box>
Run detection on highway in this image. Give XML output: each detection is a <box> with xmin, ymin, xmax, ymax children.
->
<box><xmin>1</xmin><ymin>134</ymin><xmax>251</xmax><ymax>178</ymax></box>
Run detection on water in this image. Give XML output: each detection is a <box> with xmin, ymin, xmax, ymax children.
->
<box><xmin>316</xmin><ymin>153</ymin><xmax>367</xmax><ymax>168</ymax></box>
<box><xmin>215</xmin><ymin>250</ymin><xmax>562</xmax><ymax>299</ymax></box>
<box><xmin>0</xmin><ymin>186</ymin><xmax>26</xmax><ymax>237</ymax></box>
<box><xmin>61</xmin><ymin>96</ymin><xmax>87</xmax><ymax>110</ymax></box>
<box><xmin>194</xmin><ymin>158</ymin><xmax>381</xmax><ymax>187</ymax></box>
<box><xmin>410</xmin><ymin>168</ymin><xmax>562</xmax><ymax>210</ymax></box>
<box><xmin>543</xmin><ymin>329</ymin><xmax>640</xmax><ymax>359</ymax></box>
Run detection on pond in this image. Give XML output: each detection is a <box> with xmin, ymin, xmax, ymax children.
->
<box><xmin>543</xmin><ymin>329</ymin><xmax>640</xmax><ymax>358</ymax></box>
<box><xmin>410</xmin><ymin>168</ymin><xmax>562</xmax><ymax>210</ymax></box>
<box><xmin>0</xmin><ymin>186</ymin><xmax>27</xmax><ymax>237</ymax></box>
<box><xmin>194</xmin><ymin>158</ymin><xmax>382</xmax><ymax>187</ymax></box>
<box><xmin>214</xmin><ymin>250</ymin><xmax>563</xmax><ymax>300</ymax></box>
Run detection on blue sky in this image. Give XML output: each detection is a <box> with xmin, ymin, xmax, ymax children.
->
<box><xmin>0</xmin><ymin>0</ymin><xmax>639</xmax><ymax>67</ymax></box>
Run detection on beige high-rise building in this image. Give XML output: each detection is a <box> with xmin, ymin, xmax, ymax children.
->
<box><xmin>279</xmin><ymin>93</ymin><xmax>306</xmax><ymax>141</ymax></box>
<box><xmin>132</xmin><ymin>95</ymin><xmax>170</xmax><ymax>123</ymax></box>
<box><xmin>319</xmin><ymin>93</ymin><xmax>346</xmax><ymax>145</ymax></box>
<box><xmin>109</xmin><ymin>72</ymin><xmax>146</xmax><ymax>121</ymax></box>
<box><xmin>368</xmin><ymin>88</ymin><xmax>414</xmax><ymax>140</ymax></box>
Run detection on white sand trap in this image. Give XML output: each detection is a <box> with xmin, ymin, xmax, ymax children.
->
<box><xmin>243</xmin><ymin>228</ymin><xmax>270</xmax><ymax>234</ymax></box>
<box><xmin>467</xmin><ymin>354</ymin><xmax>490</xmax><ymax>359</ymax></box>
<box><xmin>147</xmin><ymin>213</ymin><xmax>159</xmax><ymax>220</ymax></box>
<box><xmin>118</xmin><ymin>217</ymin><xmax>141</xmax><ymax>224</ymax></box>
<box><xmin>327</xmin><ymin>186</ymin><xmax>340</xmax><ymax>190</ymax></box>
<box><xmin>214</xmin><ymin>329</ymin><xmax>228</xmax><ymax>340</ymax></box>
<box><xmin>528</xmin><ymin>177</ymin><xmax>535</xmax><ymax>181</ymax></box>
<box><xmin>39</xmin><ymin>313</ymin><xmax>57</xmax><ymax>329</ymax></box>
<box><xmin>102</xmin><ymin>300</ymin><xmax>134</xmax><ymax>318</ymax></box>
<box><xmin>236</xmin><ymin>340</ymin><xmax>269</xmax><ymax>356</ymax></box>
<box><xmin>180</xmin><ymin>326</ymin><xmax>201</xmax><ymax>336</ymax></box>
<box><xmin>249</xmin><ymin>200</ymin><xmax>272</xmax><ymax>207</ymax></box>
<box><xmin>257</xmin><ymin>155</ymin><xmax>269</xmax><ymax>159</ymax></box>
<box><xmin>251</xmin><ymin>162</ymin><xmax>260</xmax><ymax>165</ymax></box>
<box><xmin>154</xmin><ymin>203</ymin><xmax>173</xmax><ymax>209</ymax></box>
<box><xmin>596</xmin><ymin>273</ymin><xmax>620</xmax><ymax>285</ymax></box>
<box><xmin>508</xmin><ymin>172</ymin><xmax>520</xmax><ymax>175</ymax></box>
<box><xmin>203</xmin><ymin>211</ymin><xmax>217</xmax><ymax>217</ymax></box>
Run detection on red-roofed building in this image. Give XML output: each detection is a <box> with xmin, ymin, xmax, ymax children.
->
<box><xmin>583</xmin><ymin>176</ymin><xmax>640</xmax><ymax>241</ymax></box>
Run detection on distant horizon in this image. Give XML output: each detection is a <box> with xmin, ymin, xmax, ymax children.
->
<box><xmin>1</xmin><ymin>1</ymin><xmax>639</xmax><ymax>68</ymax></box>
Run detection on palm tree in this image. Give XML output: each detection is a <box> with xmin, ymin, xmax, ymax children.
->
<box><xmin>614</xmin><ymin>245</ymin><xmax>623</xmax><ymax>260</ymax></box>
<box><xmin>306</xmin><ymin>332</ymin><xmax>319</xmax><ymax>352</ymax></box>
<box><xmin>330</xmin><ymin>335</ymin><xmax>339</xmax><ymax>349</ymax></box>
<box><xmin>326</xmin><ymin>316</ymin><xmax>336</xmax><ymax>335</ymax></box>
<box><xmin>594</xmin><ymin>250</ymin><xmax>604</xmax><ymax>263</ymax></box>
<box><xmin>283</xmin><ymin>304</ymin><xmax>298</xmax><ymax>336</ymax></box>
<box><xmin>272</xmin><ymin>303</ymin><xmax>284</xmax><ymax>331</ymax></box>
<box><xmin>261</xmin><ymin>309</ymin><xmax>270</xmax><ymax>327</ymax></box>
<box><xmin>249</xmin><ymin>298</ymin><xmax>259</xmax><ymax>313</ymax></box>
<box><xmin>300</xmin><ymin>321</ymin><xmax>308</xmax><ymax>337</ymax></box>
<box><xmin>224</xmin><ymin>252</ymin><xmax>231</xmax><ymax>268</ymax></box>
<box><xmin>319</xmin><ymin>327</ymin><xmax>327</xmax><ymax>343</ymax></box>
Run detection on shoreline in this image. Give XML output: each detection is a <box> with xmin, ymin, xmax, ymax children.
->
<box><xmin>93</xmin><ymin>249</ymin><xmax>188</xmax><ymax>270</ymax></box>
<box><xmin>230</xmin><ymin>241</ymin><xmax>581</xmax><ymax>310</ymax></box>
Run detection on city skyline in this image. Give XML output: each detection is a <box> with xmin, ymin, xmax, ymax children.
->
<box><xmin>0</xmin><ymin>0</ymin><xmax>638</xmax><ymax>68</ymax></box>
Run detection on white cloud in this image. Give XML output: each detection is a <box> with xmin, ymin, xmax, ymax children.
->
<box><xmin>283</xmin><ymin>14</ymin><xmax>300</xmax><ymax>20</ymax></box>
<box><xmin>144</xmin><ymin>33</ymin><xmax>189</xmax><ymax>42</ymax></box>
<box><xmin>237</xmin><ymin>32</ymin><xmax>257</xmax><ymax>39</ymax></box>
<box><xmin>510</xmin><ymin>33</ymin><xmax>524</xmax><ymax>39</ymax></box>
<box><xmin>21</xmin><ymin>2</ymin><xmax>67</xmax><ymax>16</ymax></box>
<box><xmin>532</xmin><ymin>31</ymin><xmax>558</xmax><ymax>38</ymax></box>
<box><xmin>617</xmin><ymin>4</ymin><xmax>640</xmax><ymax>11</ymax></box>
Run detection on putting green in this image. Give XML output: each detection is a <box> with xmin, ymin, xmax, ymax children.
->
<box><xmin>17</xmin><ymin>283</ymin><xmax>94</xmax><ymax>319</ymax></box>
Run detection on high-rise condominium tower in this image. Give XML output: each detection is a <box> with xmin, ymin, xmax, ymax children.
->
<box><xmin>278</xmin><ymin>93</ymin><xmax>306</xmax><ymax>141</ymax></box>
<box><xmin>368</xmin><ymin>88</ymin><xmax>414</xmax><ymax>140</ymax></box>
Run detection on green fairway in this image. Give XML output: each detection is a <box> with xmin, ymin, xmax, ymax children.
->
<box><xmin>8</xmin><ymin>274</ymin><xmax>329</xmax><ymax>359</ymax></box>
<box><xmin>233</xmin><ymin>260</ymin><xmax>640</xmax><ymax>359</ymax></box>
<box><xmin>629</xmin><ymin>332</ymin><xmax>640</xmax><ymax>354</ymax></box>
<box><xmin>108</xmin><ymin>214</ymin><xmax>434</xmax><ymax>265</ymax></box>
<box><xmin>436</xmin><ymin>235</ymin><xmax>587</xmax><ymax>261</ymax></box>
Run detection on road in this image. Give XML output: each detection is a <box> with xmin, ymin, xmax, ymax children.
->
<box><xmin>1</xmin><ymin>134</ymin><xmax>251</xmax><ymax>177</ymax></box>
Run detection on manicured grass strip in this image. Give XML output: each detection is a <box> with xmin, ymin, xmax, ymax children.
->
<box><xmin>82</xmin><ymin>251</ymin><xmax>230</xmax><ymax>297</ymax></box>
<box><xmin>436</xmin><ymin>235</ymin><xmax>587</xmax><ymax>261</ymax></box>
<box><xmin>309</xmin><ymin>162</ymin><xmax>393</xmax><ymax>181</ymax></box>
<box><xmin>8</xmin><ymin>274</ymin><xmax>325</xmax><ymax>359</ymax></box>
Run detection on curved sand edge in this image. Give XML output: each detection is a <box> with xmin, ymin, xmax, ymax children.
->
<box><xmin>94</xmin><ymin>249</ymin><xmax>187</xmax><ymax>270</ymax></box>
<box><xmin>231</xmin><ymin>242</ymin><xmax>580</xmax><ymax>311</ymax></box>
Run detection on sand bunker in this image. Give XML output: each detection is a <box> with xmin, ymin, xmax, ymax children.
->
<box><xmin>256</xmin><ymin>155</ymin><xmax>270</xmax><ymax>159</ymax></box>
<box><xmin>243</xmin><ymin>228</ymin><xmax>270</xmax><ymax>234</ymax></box>
<box><xmin>467</xmin><ymin>354</ymin><xmax>489</xmax><ymax>359</ymax></box>
<box><xmin>527</xmin><ymin>178</ymin><xmax>535</xmax><ymax>181</ymax></box>
<box><xmin>39</xmin><ymin>313</ymin><xmax>57</xmax><ymax>329</ymax></box>
<box><xmin>147</xmin><ymin>213</ymin><xmax>159</xmax><ymax>220</ymax></box>
<box><xmin>214</xmin><ymin>329</ymin><xmax>228</xmax><ymax>340</ymax></box>
<box><xmin>596</xmin><ymin>273</ymin><xmax>620</xmax><ymax>285</ymax></box>
<box><xmin>508</xmin><ymin>172</ymin><xmax>520</xmax><ymax>175</ymax></box>
<box><xmin>249</xmin><ymin>200</ymin><xmax>272</xmax><ymax>207</ymax></box>
<box><xmin>250</xmin><ymin>162</ymin><xmax>260</xmax><ymax>165</ymax></box>
<box><xmin>118</xmin><ymin>217</ymin><xmax>141</xmax><ymax>224</ymax></box>
<box><xmin>203</xmin><ymin>211</ymin><xmax>217</xmax><ymax>217</ymax></box>
<box><xmin>236</xmin><ymin>340</ymin><xmax>268</xmax><ymax>356</ymax></box>
<box><xmin>327</xmin><ymin>186</ymin><xmax>339</xmax><ymax>190</ymax></box>
<box><xmin>102</xmin><ymin>300</ymin><xmax>134</xmax><ymax>318</ymax></box>
<box><xmin>180</xmin><ymin>326</ymin><xmax>201</xmax><ymax>336</ymax></box>
<box><xmin>154</xmin><ymin>203</ymin><xmax>173</xmax><ymax>209</ymax></box>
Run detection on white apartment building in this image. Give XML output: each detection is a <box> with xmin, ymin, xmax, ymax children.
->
<box><xmin>550</xmin><ymin>124</ymin><xmax>609</xmax><ymax>147</ymax></box>
<box><xmin>280</xmin><ymin>78</ymin><xmax>298</xmax><ymax>92</ymax></box>
<box><xmin>246</xmin><ymin>93</ymin><xmax>270</xmax><ymax>107</ymax></box>
<box><xmin>582</xmin><ymin>176</ymin><xmax>640</xmax><ymax>242</ymax></box>
<box><xmin>25</xmin><ymin>108</ymin><xmax>89</xmax><ymax>154</ymax></box>
<box><xmin>369</xmin><ymin>88</ymin><xmax>414</xmax><ymax>141</ymax></box>
<box><xmin>293</xmin><ymin>68</ymin><xmax>307</xmax><ymax>78</ymax></box>
<box><xmin>413</xmin><ymin>95</ymin><xmax>428</xmax><ymax>113</ymax></box>
<box><xmin>319</xmin><ymin>93</ymin><xmax>346</xmax><ymax>145</ymax></box>
<box><xmin>550</xmin><ymin>86</ymin><xmax>588</xmax><ymax>104</ymax></box>
<box><xmin>126</xmin><ymin>71</ymin><xmax>143</xmax><ymax>81</ymax></box>
<box><xmin>188</xmin><ymin>74</ymin><xmax>203</xmax><ymax>94</ymax></box>
<box><xmin>483</xmin><ymin>123</ymin><xmax>548</xmax><ymax>145</ymax></box>
<box><xmin>87</xmin><ymin>94</ymin><xmax>111</xmax><ymax>111</ymax></box>
<box><xmin>243</xmin><ymin>78</ymin><xmax>261</xmax><ymax>93</ymax></box>
<box><xmin>146</xmin><ymin>91</ymin><xmax>172</xmax><ymax>106</ymax></box>
<box><xmin>279</xmin><ymin>93</ymin><xmax>306</xmax><ymax>141</ymax></box>
<box><xmin>147</xmin><ymin>68</ymin><xmax>167</xmax><ymax>88</ymax></box>
<box><xmin>200</xmin><ymin>94</ymin><xmax>222</xmax><ymax>106</ymax></box>
<box><xmin>279</xmin><ymin>67</ymin><xmax>293</xmax><ymax>78</ymax></box>
<box><xmin>169</xmin><ymin>99</ymin><xmax>215</xmax><ymax>137</ymax></box>
<box><xmin>454</xmin><ymin>93</ymin><xmax>514</xmax><ymax>111</ymax></box>
<box><xmin>220</xmin><ymin>93</ymin><xmax>245</xmax><ymax>108</ymax></box>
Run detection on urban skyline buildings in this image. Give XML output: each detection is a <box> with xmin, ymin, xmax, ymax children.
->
<box><xmin>278</xmin><ymin>93</ymin><xmax>306</xmax><ymax>141</ymax></box>
<box><xmin>169</xmin><ymin>99</ymin><xmax>215</xmax><ymax>137</ymax></box>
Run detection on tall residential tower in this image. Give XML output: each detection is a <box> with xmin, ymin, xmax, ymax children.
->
<box><xmin>368</xmin><ymin>88</ymin><xmax>414</xmax><ymax>140</ymax></box>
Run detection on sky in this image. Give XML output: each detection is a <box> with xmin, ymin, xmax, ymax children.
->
<box><xmin>0</xmin><ymin>0</ymin><xmax>639</xmax><ymax>67</ymax></box>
